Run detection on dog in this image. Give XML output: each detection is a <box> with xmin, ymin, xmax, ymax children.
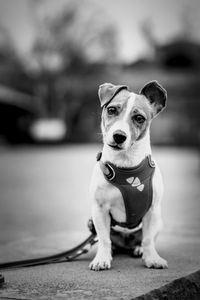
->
<box><xmin>89</xmin><ymin>81</ymin><xmax>168</xmax><ymax>271</ymax></box>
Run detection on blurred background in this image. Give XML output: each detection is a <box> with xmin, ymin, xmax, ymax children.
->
<box><xmin>0</xmin><ymin>0</ymin><xmax>200</xmax><ymax>261</ymax></box>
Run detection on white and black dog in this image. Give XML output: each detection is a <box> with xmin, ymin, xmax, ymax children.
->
<box><xmin>89</xmin><ymin>81</ymin><xmax>168</xmax><ymax>271</ymax></box>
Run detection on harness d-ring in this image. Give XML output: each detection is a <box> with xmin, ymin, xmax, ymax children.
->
<box><xmin>148</xmin><ymin>155</ymin><xmax>156</xmax><ymax>168</ymax></box>
<box><xmin>105</xmin><ymin>163</ymin><xmax>115</xmax><ymax>181</ymax></box>
<box><xmin>97</xmin><ymin>151</ymin><xmax>115</xmax><ymax>180</ymax></box>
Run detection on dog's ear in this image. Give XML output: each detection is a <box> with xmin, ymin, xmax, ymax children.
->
<box><xmin>98</xmin><ymin>83</ymin><xmax>129</xmax><ymax>108</ymax></box>
<box><xmin>140</xmin><ymin>80</ymin><xmax>167</xmax><ymax>116</ymax></box>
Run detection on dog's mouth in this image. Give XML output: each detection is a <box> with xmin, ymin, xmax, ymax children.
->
<box><xmin>108</xmin><ymin>143</ymin><xmax>123</xmax><ymax>150</ymax></box>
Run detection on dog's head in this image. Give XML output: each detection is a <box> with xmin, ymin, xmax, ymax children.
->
<box><xmin>99</xmin><ymin>81</ymin><xmax>167</xmax><ymax>151</ymax></box>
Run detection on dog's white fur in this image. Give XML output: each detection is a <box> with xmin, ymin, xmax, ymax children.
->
<box><xmin>89</xmin><ymin>84</ymin><xmax>168</xmax><ymax>271</ymax></box>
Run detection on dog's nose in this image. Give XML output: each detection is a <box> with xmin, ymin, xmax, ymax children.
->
<box><xmin>113</xmin><ymin>131</ymin><xmax>127</xmax><ymax>144</ymax></box>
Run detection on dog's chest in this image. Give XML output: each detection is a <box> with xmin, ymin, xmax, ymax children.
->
<box><xmin>100</xmin><ymin>180</ymin><xmax>127</xmax><ymax>223</ymax></box>
<box><xmin>91</xmin><ymin>165</ymin><xmax>126</xmax><ymax>223</ymax></box>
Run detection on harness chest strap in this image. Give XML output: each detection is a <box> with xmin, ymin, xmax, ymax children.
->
<box><xmin>97</xmin><ymin>152</ymin><xmax>155</xmax><ymax>229</ymax></box>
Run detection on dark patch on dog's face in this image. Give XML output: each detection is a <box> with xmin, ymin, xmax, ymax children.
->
<box><xmin>101</xmin><ymin>89</ymin><xmax>130</xmax><ymax>134</ymax></box>
<box><xmin>130</xmin><ymin>95</ymin><xmax>153</xmax><ymax>141</ymax></box>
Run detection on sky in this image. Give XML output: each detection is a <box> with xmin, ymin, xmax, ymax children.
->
<box><xmin>0</xmin><ymin>0</ymin><xmax>200</xmax><ymax>62</ymax></box>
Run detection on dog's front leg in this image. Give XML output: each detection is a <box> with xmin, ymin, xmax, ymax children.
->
<box><xmin>142</xmin><ymin>206</ymin><xmax>168</xmax><ymax>269</ymax></box>
<box><xmin>89</xmin><ymin>202</ymin><xmax>112</xmax><ymax>271</ymax></box>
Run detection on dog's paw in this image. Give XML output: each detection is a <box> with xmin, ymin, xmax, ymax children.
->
<box><xmin>89</xmin><ymin>254</ymin><xmax>112</xmax><ymax>271</ymax></box>
<box><xmin>143</xmin><ymin>254</ymin><xmax>168</xmax><ymax>269</ymax></box>
<box><xmin>132</xmin><ymin>245</ymin><xmax>143</xmax><ymax>258</ymax></box>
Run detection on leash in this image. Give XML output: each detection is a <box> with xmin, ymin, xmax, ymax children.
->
<box><xmin>0</xmin><ymin>152</ymin><xmax>146</xmax><ymax>275</ymax></box>
<box><xmin>0</xmin><ymin>153</ymin><xmax>147</xmax><ymax>286</ymax></box>
<box><xmin>0</xmin><ymin>220</ymin><xmax>142</xmax><ymax>288</ymax></box>
<box><xmin>0</xmin><ymin>219</ymin><xmax>97</xmax><ymax>270</ymax></box>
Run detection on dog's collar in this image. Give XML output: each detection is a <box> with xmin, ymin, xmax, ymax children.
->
<box><xmin>96</xmin><ymin>151</ymin><xmax>155</xmax><ymax>182</ymax></box>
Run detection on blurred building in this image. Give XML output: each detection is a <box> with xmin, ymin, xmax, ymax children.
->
<box><xmin>157</xmin><ymin>39</ymin><xmax>200</xmax><ymax>69</ymax></box>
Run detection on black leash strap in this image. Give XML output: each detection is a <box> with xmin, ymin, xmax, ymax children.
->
<box><xmin>0</xmin><ymin>220</ymin><xmax>97</xmax><ymax>270</ymax></box>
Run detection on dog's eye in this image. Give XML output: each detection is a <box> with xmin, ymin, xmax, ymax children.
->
<box><xmin>107</xmin><ymin>106</ymin><xmax>117</xmax><ymax>116</ymax></box>
<box><xmin>134</xmin><ymin>115</ymin><xmax>146</xmax><ymax>124</ymax></box>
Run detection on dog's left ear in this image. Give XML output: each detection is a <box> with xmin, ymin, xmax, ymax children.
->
<box><xmin>140</xmin><ymin>80</ymin><xmax>167</xmax><ymax>116</ymax></box>
<box><xmin>98</xmin><ymin>83</ymin><xmax>129</xmax><ymax>108</ymax></box>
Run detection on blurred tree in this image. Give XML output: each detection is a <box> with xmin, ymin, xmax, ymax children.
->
<box><xmin>0</xmin><ymin>23</ymin><xmax>36</xmax><ymax>94</ymax></box>
<box><xmin>29</xmin><ymin>0</ymin><xmax>119</xmax><ymax>72</ymax></box>
<box><xmin>22</xmin><ymin>0</ymin><xmax>120</xmax><ymax>138</ymax></box>
<box><xmin>0</xmin><ymin>0</ymin><xmax>120</xmax><ymax>142</ymax></box>
<box><xmin>0</xmin><ymin>23</ymin><xmax>39</xmax><ymax>143</ymax></box>
<box><xmin>0</xmin><ymin>24</ymin><xmax>16</xmax><ymax>60</ymax></box>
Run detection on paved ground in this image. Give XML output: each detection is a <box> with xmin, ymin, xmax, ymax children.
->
<box><xmin>0</xmin><ymin>145</ymin><xmax>200</xmax><ymax>299</ymax></box>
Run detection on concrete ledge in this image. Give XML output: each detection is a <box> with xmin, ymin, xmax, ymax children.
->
<box><xmin>134</xmin><ymin>269</ymin><xmax>200</xmax><ymax>300</ymax></box>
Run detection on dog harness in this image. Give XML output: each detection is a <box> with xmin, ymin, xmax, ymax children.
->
<box><xmin>97</xmin><ymin>152</ymin><xmax>155</xmax><ymax>229</ymax></box>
